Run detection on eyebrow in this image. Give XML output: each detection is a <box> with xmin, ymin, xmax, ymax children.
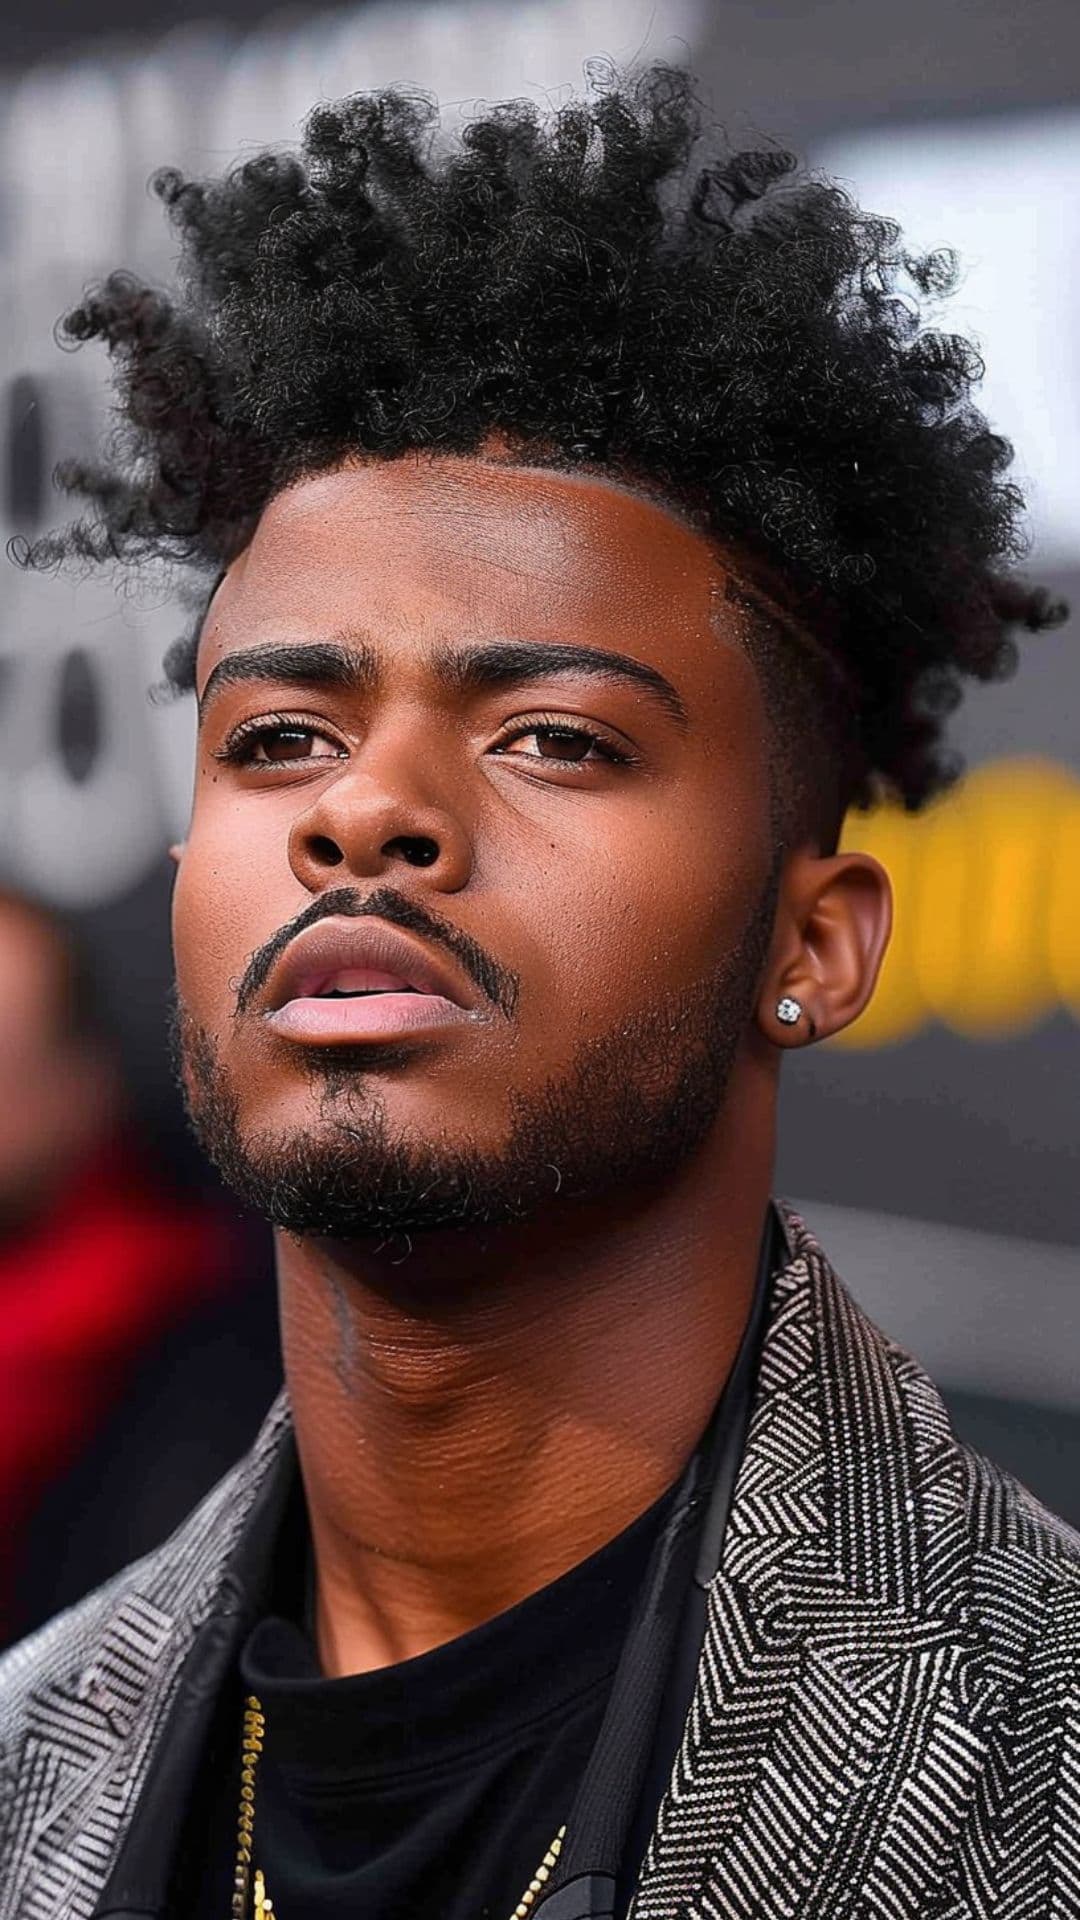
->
<box><xmin>198</xmin><ymin>635</ymin><xmax>687</xmax><ymax>729</ymax></box>
<box><xmin>436</xmin><ymin>640</ymin><xmax>687</xmax><ymax>727</ymax></box>
<box><xmin>199</xmin><ymin>641</ymin><xmax>376</xmax><ymax>715</ymax></box>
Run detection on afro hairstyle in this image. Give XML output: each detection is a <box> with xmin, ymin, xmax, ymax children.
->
<box><xmin>20</xmin><ymin>63</ymin><xmax>1064</xmax><ymax>837</ymax></box>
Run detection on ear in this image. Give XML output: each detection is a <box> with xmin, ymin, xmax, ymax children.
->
<box><xmin>756</xmin><ymin>848</ymin><xmax>892</xmax><ymax>1048</ymax></box>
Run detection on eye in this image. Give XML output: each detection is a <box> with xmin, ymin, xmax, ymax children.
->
<box><xmin>214</xmin><ymin>716</ymin><xmax>346</xmax><ymax>769</ymax></box>
<box><xmin>492</xmin><ymin>719</ymin><xmax>631</xmax><ymax>767</ymax></box>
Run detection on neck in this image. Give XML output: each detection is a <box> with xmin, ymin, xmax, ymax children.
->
<box><xmin>278</xmin><ymin>1087</ymin><xmax>774</xmax><ymax>1678</ymax></box>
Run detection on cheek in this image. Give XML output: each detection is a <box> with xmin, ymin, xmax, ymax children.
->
<box><xmin>509</xmin><ymin>769</ymin><xmax>771</xmax><ymax>1037</ymax></box>
<box><xmin>172</xmin><ymin>801</ymin><xmax>274</xmax><ymax>1018</ymax></box>
<box><xmin>171</xmin><ymin>850</ymin><xmax>218</xmax><ymax>1018</ymax></box>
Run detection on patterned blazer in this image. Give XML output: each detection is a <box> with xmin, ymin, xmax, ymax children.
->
<box><xmin>1</xmin><ymin>1211</ymin><xmax>1078</xmax><ymax>1919</ymax></box>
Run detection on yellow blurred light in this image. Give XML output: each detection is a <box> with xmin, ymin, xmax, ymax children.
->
<box><xmin>832</xmin><ymin>757</ymin><xmax>1080</xmax><ymax>1048</ymax></box>
<box><xmin>1048</xmin><ymin>791</ymin><xmax>1080</xmax><ymax>1017</ymax></box>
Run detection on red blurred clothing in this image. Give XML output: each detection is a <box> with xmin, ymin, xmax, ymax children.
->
<box><xmin>0</xmin><ymin>1141</ymin><xmax>232</xmax><ymax>1619</ymax></box>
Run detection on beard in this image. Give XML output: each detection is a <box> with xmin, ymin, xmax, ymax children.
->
<box><xmin>173</xmin><ymin>879</ymin><xmax>778</xmax><ymax>1241</ymax></box>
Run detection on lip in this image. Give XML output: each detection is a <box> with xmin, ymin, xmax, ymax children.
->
<box><xmin>262</xmin><ymin>915</ymin><xmax>482</xmax><ymax>1045</ymax></box>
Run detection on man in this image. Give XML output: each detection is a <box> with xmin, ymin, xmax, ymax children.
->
<box><xmin>1</xmin><ymin>67</ymin><xmax>1075</xmax><ymax>1920</ymax></box>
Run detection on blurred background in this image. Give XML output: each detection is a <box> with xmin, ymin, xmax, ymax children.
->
<box><xmin>0</xmin><ymin>0</ymin><xmax>1077</xmax><ymax>1642</ymax></box>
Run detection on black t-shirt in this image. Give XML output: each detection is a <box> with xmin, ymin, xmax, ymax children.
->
<box><xmin>164</xmin><ymin>1216</ymin><xmax>778</xmax><ymax>1920</ymax></box>
<box><xmin>180</xmin><ymin>1482</ymin><xmax>674</xmax><ymax>1920</ymax></box>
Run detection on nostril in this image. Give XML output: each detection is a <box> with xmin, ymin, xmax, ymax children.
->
<box><xmin>310</xmin><ymin>834</ymin><xmax>344</xmax><ymax>867</ymax></box>
<box><xmin>390</xmin><ymin>835</ymin><xmax>439</xmax><ymax>869</ymax></box>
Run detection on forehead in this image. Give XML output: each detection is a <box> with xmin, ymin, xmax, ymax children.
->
<box><xmin>197</xmin><ymin>456</ymin><xmax>755</xmax><ymax>692</ymax></box>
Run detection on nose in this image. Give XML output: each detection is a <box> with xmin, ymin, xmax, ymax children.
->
<box><xmin>286</xmin><ymin>749</ymin><xmax>473</xmax><ymax>896</ymax></box>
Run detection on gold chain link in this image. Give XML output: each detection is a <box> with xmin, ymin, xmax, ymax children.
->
<box><xmin>233</xmin><ymin>1693</ymin><xmax>565</xmax><ymax>1920</ymax></box>
<box><xmin>232</xmin><ymin>1696</ymin><xmax>265</xmax><ymax>1920</ymax></box>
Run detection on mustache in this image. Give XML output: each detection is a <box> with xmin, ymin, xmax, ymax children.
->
<box><xmin>233</xmin><ymin>886</ymin><xmax>520</xmax><ymax>1021</ymax></box>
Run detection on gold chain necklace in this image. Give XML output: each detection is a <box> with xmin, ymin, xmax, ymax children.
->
<box><xmin>233</xmin><ymin>1694</ymin><xmax>566</xmax><ymax>1920</ymax></box>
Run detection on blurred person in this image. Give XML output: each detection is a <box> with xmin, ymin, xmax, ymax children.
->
<box><xmin>0</xmin><ymin>889</ymin><xmax>115</xmax><ymax>1243</ymax></box>
<box><xmin>0</xmin><ymin>67</ymin><xmax>1076</xmax><ymax>1920</ymax></box>
<box><xmin>0</xmin><ymin>887</ymin><xmax>272</xmax><ymax>1640</ymax></box>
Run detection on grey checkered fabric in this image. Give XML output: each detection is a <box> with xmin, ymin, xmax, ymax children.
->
<box><xmin>1</xmin><ymin>1209</ymin><xmax>1078</xmax><ymax>1918</ymax></box>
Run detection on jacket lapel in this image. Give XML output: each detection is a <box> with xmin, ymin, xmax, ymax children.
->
<box><xmin>2</xmin><ymin>1592</ymin><xmax>175</xmax><ymax>1920</ymax></box>
<box><xmin>0</xmin><ymin>1397</ymin><xmax>293</xmax><ymax>1920</ymax></box>
<box><xmin>632</xmin><ymin>1211</ymin><xmax>1018</xmax><ymax>1920</ymax></box>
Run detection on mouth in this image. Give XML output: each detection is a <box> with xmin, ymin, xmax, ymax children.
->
<box><xmin>262</xmin><ymin>916</ymin><xmax>482</xmax><ymax>1045</ymax></box>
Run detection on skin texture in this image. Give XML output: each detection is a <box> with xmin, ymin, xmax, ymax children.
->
<box><xmin>172</xmin><ymin>452</ymin><xmax>891</xmax><ymax>1676</ymax></box>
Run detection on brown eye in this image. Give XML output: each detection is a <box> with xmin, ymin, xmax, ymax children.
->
<box><xmin>489</xmin><ymin>715</ymin><xmax>631</xmax><ymax>769</ymax></box>
<box><xmin>256</xmin><ymin>726</ymin><xmax>320</xmax><ymax>762</ymax></box>
<box><xmin>215</xmin><ymin>719</ymin><xmax>346</xmax><ymax>769</ymax></box>
<box><xmin>533</xmin><ymin>726</ymin><xmax>595</xmax><ymax>761</ymax></box>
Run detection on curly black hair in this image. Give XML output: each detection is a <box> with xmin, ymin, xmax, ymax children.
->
<box><xmin>21</xmin><ymin>64</ymin><xmax>1064</xmax><ymax>832</ymax></box>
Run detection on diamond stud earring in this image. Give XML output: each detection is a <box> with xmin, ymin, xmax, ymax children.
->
<box><xmin>776</xmin><ymin>996</ymin><xmax>803</xmax><ymax>1026</ymax></box>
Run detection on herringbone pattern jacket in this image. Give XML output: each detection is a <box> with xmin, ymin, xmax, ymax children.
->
<box><xmin>1</xmin><ymin>1211</ymin><xmax>1078</xmax><ymax>1917</ymax></box>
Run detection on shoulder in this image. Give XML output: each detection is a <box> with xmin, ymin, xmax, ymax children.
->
<box><xmin>882</xmin><ymin>1303</ymin><xmax>1080</xmax><ymax>1625</ymax></box>
<box><xmin>937</xmin><ymin>1440</ymin><xmax>1080</xmax><ymax>1887</ymax></box>
<box><xmin>960</xmin><ymin>1432</ymin><xmax>1080</xmax><ymax>1571</ymax></box>
<box><xmin>0</xmin><ymin>1393</ymin><xmax>290</xmax><ymax>1764</ymax></box>
<box><xmin>781</xmin><ymin>1203</ymin><xmax>1080</xmax><ymax>1656</ymax></box>
<box><xmin>786</xmin><ymin>1207</ymin><xmax>1080</xmax><ymax>1881</ymax></box>
<box><xmin>957</xmin><ymin>1437</ymin><xmax>1080</xmax><ymax>1693</ymax></box>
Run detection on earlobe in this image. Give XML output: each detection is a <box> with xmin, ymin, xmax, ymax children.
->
<box><xmin>761</xmin><ymin>848</ymin><xmax>893</xmax><ymax>1049</ymax></box>
<box><xmin>774</xmin><ymin>994</ymin><xmax>818</xmax><ymax>1042</ymax></box>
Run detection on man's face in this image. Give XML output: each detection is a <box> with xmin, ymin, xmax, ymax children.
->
<box><xmin>173</xmin><ymin>456</ymin><xmax>778</xmax><ymax>1237</ymax></box>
